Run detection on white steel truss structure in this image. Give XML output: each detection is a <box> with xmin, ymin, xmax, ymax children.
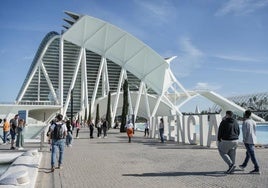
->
<box><xmin>15</xmin><ymin>11</ymin><xmax>264</xmax><ymax>123</ymax></box>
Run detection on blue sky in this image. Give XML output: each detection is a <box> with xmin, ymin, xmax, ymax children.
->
<box><xmin>0</xmin><ymin>0</ymin><xmax>268</xmax><ymax>104</ymax></box>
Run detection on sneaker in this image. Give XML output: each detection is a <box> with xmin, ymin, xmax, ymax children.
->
<box><xmin>51</xmin><ymin>166</ymin><xmax>55</xmax><ymax>172</ymax></box>
<box><xmin>18</xmin><ymin>147</ymin><xmax>24</xmax><ymax>150</ymax></box>
<box><xmin>58</xmin><ymin>165</ymin><xmax>63</xmax><ymax>169</ymax></box>
<box><xmin>239</xmin><ymin>165</ymin><xmax>246</xmax><ymax>171</ymax></box>
<box><xmin>226</xmin><ymin>165</ymin><xmax>236</xmax><ymax>174</ymax></box>
<box><xmin>10</xmin><ymin>146</ymin><xmax>15</xmax><ymax>150</ymax></box>
<box><xmin>250</xmin><ymin>169</ymin><xmax>261</xmax><ymax>175</ymax></box>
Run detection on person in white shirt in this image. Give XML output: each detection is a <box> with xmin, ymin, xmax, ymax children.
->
<box><xmin>125</xmin><ymin>120</ymin><xmax>134</xmax><ymax>143</ymax></box>
<box><xmin>239</xmin><ymin>110</ymin><xmax>261</xmax><ymax>174</ymax></box>
<box><xmin>144</xmin><ymin>120</ymin><xmax>150</xmax><ymax>138</ymax></box>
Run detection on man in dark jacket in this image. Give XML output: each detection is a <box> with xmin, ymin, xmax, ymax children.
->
<box><xmin>217</xmin><ymin>110</ymin><xmax>240</xmax><ymax>174</ymax></box>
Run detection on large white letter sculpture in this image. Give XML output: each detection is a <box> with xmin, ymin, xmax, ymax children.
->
<box><xmin>175</xmin><ymin>114</ymin><xmax>222</xmax><ymax>147</ymax></box>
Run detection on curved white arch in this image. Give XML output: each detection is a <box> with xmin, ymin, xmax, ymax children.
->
<box><xmin>62</xmin><ymin>15</ymin><xmax>188</xmax><ymax>97</ymax></box>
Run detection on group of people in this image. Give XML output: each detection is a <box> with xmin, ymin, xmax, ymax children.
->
<box><xmin>94</xmin><ymin>118</ymin><xmax>109</xmax><ymax>138</ymax></box>
<box><xmin>47</xmin><ymin>115</ymin><xmax>111</xmax><ymax>172</ymax></box>
<box><xmin>44</xmin><ymin>109</ymin><xmax>261</xmax><ymax>174</ymax></box>
<box><xmin>217</xmin><ymin>109</ymin><xmax>261</xmax><ymax>174</ymax></box>
<box><xmin>1</xmin><ymin>114</ymin><xmax>26</xmax><ymax>150</ymax></box>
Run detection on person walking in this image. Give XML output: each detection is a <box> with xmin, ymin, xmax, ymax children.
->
<box><xmin>125</xmin><ymin>120</ymin><xmax>134</xmax><ymax>143</ymax></box>
<box><xmin>65</xmin><ymin>120</ymin><xmax>73</xmax><ymax>147</ymax></box>
<box><xmin>75</xmin><ymin>119</ymin><xmax>81</xmax><ymax>138</ymax></box>
<box><xmin>239</xmin><ymin>110</ymin><xmax>261</xmax><ymax>174</ymax></box>
<box><xmin>49</xmin><ymin>114</ymin><xmax>67</xmax><ymax>172</ymax></box>
<box><xmin>144</xmin><ymin>119</ymin><xmax>150</xmax><ymax>138</ymax></box>
<box><xmin>159</xmin><ymin>118</ymin><xmax>164</xmax><ymax>143</ymax></box>
<box><xmin>16</xmin><ymin>119</ymin><xmax>26</xmax><ymax>150</ymax></box>
<box><xmin>2</xmin><ymin>118</ymin><xmax>10</xmax><ymax>145</ymax></box>
<box><xmin>96</xmin><ymin>119</ymin><xmax>102</xmax><ymax>138</ymax></box>
<box><xmin>217</xmin><ymin>110</ymin><xmax>240</xmax><ymax>174</ymax></box>
<box><xmin>88</xmin><ymin>119</ymin><xmax>94</xmax><ymax>139</ymax></box>
<box><xmin>102</xmin><ymin>119</ymin><xmax>108</xmax><ymax>138</ymax></box>
<box><xmin>47</xmin><ymin>119</ymin><xmax>56</xmax><ymax>151</ymax></box>
<box><xmin>9</xmin><ymin>114</ymin><xmax>19</xmax><ymax>150</ymax></box>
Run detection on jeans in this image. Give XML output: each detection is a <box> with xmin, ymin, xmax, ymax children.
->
<box><xmin>103</xmin><ymin>127</ymin><xmax>107</xmax><ymax>137</ymax></box>
<box><xmin>3</xmin><ymin>131</ymin><xmax>9</xmax><ymax>143</ymax></box>
<box><xmin>66</xmin><ymin>132</ymin><xmax>73</xmax><ymax>146</ymax></box>
<box><xmin>241</xmin><ymin>143</ymin><xmax>259</xmax><ymax>170</ymax></box>
<box><xmin>218</xmin><ymin>140</ymin><xmax>238</xmax><ymax>167</ymax></box>
<box><xmin>159</xmin><ymin>128</ymin><xmax>164</xmax><ymax>143</ymax></box>
<box><xmin>97</xmin><ymin>127</ymin><xmax>102</xmax><ymax>137</ymax></box>
<box><xmin>51</xmin><ymin>139</ymin><xmax>65</xmax><ymax>167</ymax></box>
<box><xmin>90</xmin><ymin>128</ymin><xmax>94</xmax><ymax>138</ymax></box>
<box><xmin>144</xmin><ymin>128</ymin><xmax>149</xmax><ymax>137</ymax></box>
<box><xmin>16</xmin><ymin>131</ymin><xmax>24</xmax><ymax>148</ymax></box>
<box><xmin>76</xmin><ymin>128</ymin><xmax>80</xmax><ymax>137</ymax></box>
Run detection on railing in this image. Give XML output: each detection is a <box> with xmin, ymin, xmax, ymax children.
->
<box><xmin>17</xmin><ymin>101</ymin><xmax>58</xmax><ymax>106</ymax></box>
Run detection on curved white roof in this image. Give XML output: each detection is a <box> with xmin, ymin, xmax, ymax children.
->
<box><xmin>3</xmin><ymin>11</ymin><xmax>263</xmax><ymax>123</ymax></box>
<box><xmin>63</xmin><ymin>15</ymin><xmax>172</xmax><ymax>95</ymax></box>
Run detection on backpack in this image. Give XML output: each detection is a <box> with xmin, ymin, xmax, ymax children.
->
<box><xmin>52</xmin><ymin>123</ymin><xmax>64</xmax><ymax>139</ymax></box>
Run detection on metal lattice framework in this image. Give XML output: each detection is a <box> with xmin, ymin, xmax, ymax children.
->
<box><xmin>228</xmin><ymin>92</ymin><xmax>268</xmax><ymax>110</ymax></box>
<box><xmin>14</xmin><ymin>11</ymin><xmax>264</xmax><ymax>123</ymax></box>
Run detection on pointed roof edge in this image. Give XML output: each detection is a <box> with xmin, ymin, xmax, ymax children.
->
<box><xmin>64</xmin><ymin>11</ymin><xmax>81</xmax><ymax>21</ymax></box>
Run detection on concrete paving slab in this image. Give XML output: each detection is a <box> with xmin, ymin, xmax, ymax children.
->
<box><xmin>35</xmin><ymin>128</ymin><xmax>268</xmax><ymax>188</ymax></box>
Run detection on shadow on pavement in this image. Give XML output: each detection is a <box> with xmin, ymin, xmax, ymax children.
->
<box><xmin>123</xmin><ymin>171</ymin><xmax>228</xmax><ymax>177</ymax></box>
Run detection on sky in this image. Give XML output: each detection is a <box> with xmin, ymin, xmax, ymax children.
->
<box><xmin>0</xmin><ymin>0</ymin><xmax>268</xmax><ymax>107</ymax></box>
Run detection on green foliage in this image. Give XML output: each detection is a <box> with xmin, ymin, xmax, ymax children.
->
<box><xmin>120</xmin><ymin>79</ymin><xmax>129</xmax><ymax>132</ymax></box>
<box><xmin>95</xmin><ymin>103</ymin><xmax>100</xmax><ymax>127</ymax></box>
<box><xmin>106</xmin><ymin>91</ymin><xmax>112</xmax><ymax>129</ymax></box>
<box><xmin>84</xmin><ymin>108</ymin><xmax>87</xmax><ymax>123</ymax></box>
<box><xmin>88</xmin><ymin>103</ymin><xmax>92</xmax><ymax>122</ymax></box>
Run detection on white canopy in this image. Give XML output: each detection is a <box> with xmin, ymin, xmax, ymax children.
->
<box><xmin>63</xmin><ymin>15</ymin><xmax>172</xmax><ymax>95</ymax></box>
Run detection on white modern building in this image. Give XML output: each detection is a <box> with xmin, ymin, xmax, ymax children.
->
<box><xmin>1</xmin><ymin>11</ymin><xmax>263</xmax><ymax>124</ymax></box>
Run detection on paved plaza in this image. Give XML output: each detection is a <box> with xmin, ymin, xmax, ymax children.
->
<box><xmin>1</xmin><ymin>127</ymin><xmax>267</xmax><ymax>188</ymax></box>
<box><xmin>33</xmin><ymin>127</ymin><xmax>268</xmax><ymax>188</ymax></box>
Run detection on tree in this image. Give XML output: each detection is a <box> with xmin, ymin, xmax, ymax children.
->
<box><xmin>84</xmin><ymin>108</ymin><xmax>87</xmax><ymax>124</ymax></box>
<box><xmin>106</xmin><ymin>91</ymin><xmax>112</xmax><ymax>129</ymax></box>
<box><xmin>95</xmin><ymin>103</ymin><xmax>100</xmax><ymax>128</ymax></box>
<box><xmin>88</xmin><ymin>103</ymin><xmax>92</xmax><ymax>122</ymax></box>
<box><xmin>120</xmin><ymin>79</ymin><xmax>129</xmax><ymax>132</ymax></box>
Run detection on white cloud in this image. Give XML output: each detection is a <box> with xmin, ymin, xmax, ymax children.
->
<box><xmin>180</xmin><ymin>37</ymin><xmax>203</xmax><ymax>57</ymax></box>
<box><xmin>213</xmin><ymin>54</ymin><xmax>262</xmax><ymax>62</ymax></box>
<box><xmin>193</xmin><ymin>82</ymin><xmax>222</xmax><ymax>91</ymax></box>
<box><xmin>216</xmin><ymin>0</ymin><xmax>268</xmax><ymax>16</ymax></box>
<box><xmin>23</xmin><ymin>55</ymin><xmax>34</xmax><ymax>60</ymax></box>
<box><xmin>133</xmin><ymin>0</ymin><xmax>176</xmax><ymax>24</ymax></box>
<box><xmin>217</xmin><ymin>68</ymin><xmax>268</xmax><ymax>74</ymax></box>
<box><xmin>173</xmin><ymin>37</ymin><xmax>204</xmax><ymax>77</ymax></box>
